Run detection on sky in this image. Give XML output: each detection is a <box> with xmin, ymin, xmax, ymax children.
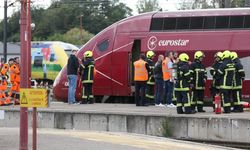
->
<box><xmin>0</xmin><ymin>0</ymin><xmax>179</xmax><ymax>20</ymax></box>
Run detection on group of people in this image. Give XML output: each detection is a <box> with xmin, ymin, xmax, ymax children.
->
<box><xmin>0</xmin><ymin>57</ymin><xmax>20</xmax><ymax>106</ymax></box>
<box><xmin>67</xmin><ymin>49</ymin><xmax>95</xmax><ymax>105</ymax></box>
<box><xmin>133</xmin><ymin>50</ymin><xmax>245</xmax><ymax>114</ymax></box>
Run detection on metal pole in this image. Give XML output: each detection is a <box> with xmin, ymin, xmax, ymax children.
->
<box><xmin>3</xmin><ymin>0</ymin><xmax>7</xmax><ymax>63</ymax></box>
<box><xmin>32</xmin><ymin>108</ymin><xmax>37</xmax><ymax>150</ymax></box>
<box><xmin>20</xmin><ymin>0</ymin><xmax>30</xmax><ymax>149</ymax></box>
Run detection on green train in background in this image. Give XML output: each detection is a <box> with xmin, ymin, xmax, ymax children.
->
<box><xmin>31</xmin><ymin>41</ymin><xmax>79</xmax><ymax>85</ymax></box>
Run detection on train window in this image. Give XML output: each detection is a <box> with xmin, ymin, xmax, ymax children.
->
<box><xmin>230</xmin><ymin>16</ymin><xmax>244</xmax><ymax>28</ymax></box>
<box><xmin>50</xmin><ymin>53</ymin><xmax>55</xmax><ymax>62</ymax></box>
<box><xmin>98</xmin><ymin>39</ymin><xmax>109</xmax><ymax>52</ymax></box>
<box><xmin>204</xmin><ymin>16</ymin><xmax>215</xmax><ymax>29</ymax></box>
<box><xmin>34</xmin><ymin>56</ymin><xmax>43</xmax><ymax>67</ymax></box>
<box><xmin>190</xmin><ymin>17</ymin><xmax>204</xmax><ymax>29</ymax></box>
<box><xmin>216</xmin><ymin>16</ymin><xmax>229</xmax><ymax>29</ymax></box>
<box><xmin>176</xmin><ymin>17</ymin><xmax>190</xmax><ymax>29</ymax></box>
<box><xmin>244</xmin><ymin>15</ymin><xmax>250</xmax><ymax>28</ymax></box>
<box><xmin>163</xmin><ymin>18</ymin><xmax>176</xmax><ymax>30</ymax></box>
<box><xmin>150</xmin><ymin>18</ymin><xmax>164</xmax><ymax>31</ymax></box>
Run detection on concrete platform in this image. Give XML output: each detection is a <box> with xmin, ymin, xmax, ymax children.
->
<box><xmin>0</xmin><ymin>103</ymin><xmax>250</xmax><ymax>145</ymax></box>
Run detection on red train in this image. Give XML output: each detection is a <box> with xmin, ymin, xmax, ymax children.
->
<box><xmin>53</xmin><ymin>8</ymin><xmax>250</xmax><ymax>102</ymax></box>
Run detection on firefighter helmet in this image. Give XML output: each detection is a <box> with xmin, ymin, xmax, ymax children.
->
<box><xmin>230</xmin><ymin>52</ymin><xmax>238</xmax><ymax>60</ymax></box>
<box><xmin>146</xmin><ymin>50</ymin><xmax>155</xmax><ymax>59</ymax></box>
<box><xmin>222</xmin><ymin>50</ymin><xmax>231</xmax><ymax>60</ymax></box>
<box><xmin>84</xmin><ymin>50</ymin><xmax>93</xmax><ymax>58</ymax></box>
<box><xmin>179</xmin><ymin>53</ymin><xmax>189</xmax><ymax>62</ymax></box>
<box><xmin>194</xmin><ymin>51</ymin><xmax>204</xmax><ymax>59</ymax></box>
<box><xmin>215</xmin><ymin>52</ymin><xmax>223</xmax><ymax>59</ymax></box>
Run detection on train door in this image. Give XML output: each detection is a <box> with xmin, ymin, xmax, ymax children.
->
<box><xmin>129</xmin><ymin>40</ymin><xmax>141</xmax><ymax>88</ymax></box>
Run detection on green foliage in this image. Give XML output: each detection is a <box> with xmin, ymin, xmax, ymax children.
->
<box><xmin>178</xmin><ymin>0</ymin><xmax>246</xmax><ymax>10</ymax></box>
<box><xmin>136</xmin><ymin>0</ymin><xmax>161</xmax><ymax>13</ymax></box>
<box><xmin>0</xmin><ymin>0</ymin><xmax>132</xmax><ymax>43</ymax></box>
<box><xmin>47</xmin><ymin>28</ymin><xmax>94</xmax><ymax>45</ymax></box>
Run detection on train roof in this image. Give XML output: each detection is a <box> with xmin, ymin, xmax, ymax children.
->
<box><xmin>153</xmin><ymin>8</ymin><xmax>250</xmax><ymax>18</ymax></box>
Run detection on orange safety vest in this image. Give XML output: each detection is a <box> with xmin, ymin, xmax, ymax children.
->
<box><xmin>1</xmin><ymin>64</ymin><xmax>9</xmax><ymax>76</ymax></box>
<box><xmin>162</xmin><ymin>58</ymin><xmax>173</xmax><ymax>81</ymax></box>
<box><xmin>134</xmin><ymin>59</ymin><xmax>148</xmax><ymax>81</ymax></box>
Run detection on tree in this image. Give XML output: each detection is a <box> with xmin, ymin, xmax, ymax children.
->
<box><xmin>0</xmin><ymin>0</ymin><xmax>132</xmax><ymax>42</ymax></box>
<box><xmin>178</xmin><ymin>0</ymin><xmax>246</xmax><ymax>9</ymax></box>
<box><xmin>47</xmin><ymin>28</ymin><xmax>94</xmax><ymax>45</ymax></box>
<box><xmin>136</xmin><ymin>0</ymin><xmax>161</xmax><ymax>13</ymax></box>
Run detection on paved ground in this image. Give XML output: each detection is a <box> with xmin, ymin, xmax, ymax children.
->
<box><xmin>1</xmin><ymin>102</ymin><xmax>250</xmax><ymax>119</ymax></box>
<box><xmin>0</xmin><ymin>128</ymin><xmax>238</xmax><ymax>150</ymax></box>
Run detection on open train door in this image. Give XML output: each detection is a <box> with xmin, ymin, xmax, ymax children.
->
<box><xmin>129</xmin><ymin>40</ymin><xmax>141</xmax><ymax>92</ymax></box>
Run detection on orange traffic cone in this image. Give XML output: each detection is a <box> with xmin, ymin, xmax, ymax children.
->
<box><xmin>4</xmin><ymin>97</ymin><xmax>12</xmax><ymax>105</ymax></box>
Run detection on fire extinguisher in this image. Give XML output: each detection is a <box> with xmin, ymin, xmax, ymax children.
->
<box><xmin>214</xmin><ymin>94</ymin><xmax>222</xmax><ymax>114</ymax></box>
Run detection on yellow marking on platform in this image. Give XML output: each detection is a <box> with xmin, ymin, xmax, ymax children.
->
<box><xmin>39</xmin><ymin>129</ymin><xmax>225</xmax><ymax>150</ymax></box>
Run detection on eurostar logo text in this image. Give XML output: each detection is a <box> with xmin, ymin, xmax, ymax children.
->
<box><xmin>147</xmin><ymin>36</ymin><xmax>190</xmax><ymax>50</ymax></box>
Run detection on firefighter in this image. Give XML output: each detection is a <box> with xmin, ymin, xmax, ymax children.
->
<box><xmin>79</xmin><ymin>50</ymin><xmax>95</xmax><ymax>104</ymax></box>
<box><xmin>175</xmin><ymin>53</ymin><xmax>195</xmax><ymax>114</ymax></box>
<box><xmin>162</xmin><ymin>51</ymin><xmax>176</xmax><ymax>107</ymax></box>
<box><xmin>134</xmin><ymin>54</ymin><xmax>150</xmax><ymax>106</ymax></box>
<box><xmin>231</xmin><ymin>52</ymin><xmax>245</xmax><ymax>112</ymax></box>
<box><xmin>145</xmin><ymin>50</ymin><xmax>155</xmax><ymax>105</ymax></box>
<box><xmin>210</xmin><ymin>52</ymin><xmax>223</xmax><ymax>110</ymax></box>
<box><xmin>172</xmin><ymin>51</ymin><xmax>179</xmax><ymax>105</ymax></box>
<box><xmin>0</xmin><ymin>64</ymin><xmax>9</xmax><ymax>106</ymax></box>
<box><xmin>190</xmin><ymin>51</ymin><xmax>207</xmax><ymax>112</ymax></box>
<box><xmin>218</xmin><ymin>50</ymin><xmax>235</xmax><ymax>113</ymax></box>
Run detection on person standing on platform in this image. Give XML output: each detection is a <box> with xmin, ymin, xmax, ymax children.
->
<box><xmin>154</xmin><ymin>55</ymin><xmax>164</xmax><ymax>106</ymax></box>
<box><xmin>218</xmin><ymin>50</ymin><xmax>235</xmax><ymax>113</ymax></box>
<box><xmin>175</xmin><ymin>53</ymin><xmax>195</xmax><ymax>114</ymax></box>
<box><xmin>162</xmin><ymin>51</ymin><xmax>176</xmax><ymax>107</ymax></box>
<box><xmin>79</xmin><ymin>51</ymin><xmax>95</xmax><ymax>104</ymax></box>
<box><xmin>67</xmin><ymin>49</ymin><xmax>79</xmax><ymax>104</ymax></box>
<box><xmin>210</xmin><ymin>52</ymin><xmax>223</xmax><ymax>110</ymax></box>
<box><xmin>230</xmin><ymin>52</ymin><xmax>245</xmax><ymax>112</ymax></box>
<box><xmin>190</xmin><ymin>51</ymin><xmax>207</xmax><ymax>112</ymax></box>
<box><xmin>134</xmin><ymin>54</ymin><xmax>150</xmax><ymax>106</ymax></box>
<box><xmin>145</xmin><ymin>50</ymin><xmax>155</xmax><ymax>105</ymax></box>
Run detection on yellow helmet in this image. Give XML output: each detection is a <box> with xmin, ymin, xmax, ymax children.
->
<box><xmin>215</xmin><ymin>52</ymin><xmax>223</xmax><ymax>59</ymax></box>
<box><xmin>194</xmin><ymin>51</ymin><xmax>204</xmax><ymax>59</ymax></box>
<box><xmin>222</xmin><ymin>50</ymin><xmax>231</xmax><ymax>60</ymax></box>
<box><xmin>230</xmin><ymin>52</ymin><xmax>238</xmax><ymax>60</ymax></box>
<box><xmin>179</xmin><ymin>53</ymin><xmax>189</xmax><ymax>62</ymax></box>
<box><xmin>146</xmin><ymin>50</ymin><xmax>155</xmax><ymax>59</ymax></box>
<box><xmin>84</xmin><ymin>50</ymin><xmax>93</xmax><ymax>58</ymax></box>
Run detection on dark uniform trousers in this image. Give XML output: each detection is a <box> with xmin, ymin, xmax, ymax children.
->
<box><xmin>135</xmin><ymin>81</ymin><xmax>147</xmax><ymax>106</ymax></box>
<box><xmin>82</xmin><ymin>83</ymin><xmax>94</xmax><ymax>103</ymax></box>
<box><xmin>232</xmin><ymin>89</ymin><xmax>243</xmax><ymax>111</ymax></box>
<box><xmin>191</xmin><ymin>89</ymin><xmax>204</xmax><ymax>111</ymax></box>
<box><xmin>146</xmin><ymin>76</ymin><xmax>155</xmax><ymax>105</ymax></box>
<box><xmin>176</xmin><ymin>91</ymin><xmax>191</xmax><ymax>113</ymax></box>
<box><xmin>220</xmin><ymin>89</ymin><xmax>231</xmax><ymax>112</ymax></box>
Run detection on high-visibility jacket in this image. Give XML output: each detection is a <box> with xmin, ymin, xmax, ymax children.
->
<box><xmin>162</xmin><ymin>58</ymin><xmax>173</xmax><ymax>81</ymax></box>
<box><xmin>134</xmin><ymin>59</ymin><xmax>148</xmax><ymax>81</ymax></box>
<box><xmin>1</xmin><ymin>64</ymin><xmax>9</xmax><ymax>76</ymax></box>
<box><xmin>190</xmin><ymin>60</ymin><xmax>207</xmax><ymax>90</ymax></box>
<box><xmin>10</xmin><ymin>64</ymin><xmax>20</xmax><ymax>83</ymax></box>
<box><xmin>79</xmin><ymin>58</ymin><xmax>95</xmax><ymax>84</ymax></box>
<box><xmin>233</xmin><ymin>58</ymin><xmax>245</xmax><ymax>89</ymax></box>
<box><xmin>175</xmin><ymin>61</ymin><xmax>191</xmax><ymax>91</ymax></box>
<box><xmin>210</xmin><ymin>60</ymin><xmax>223</xmax><ymax>89</ymax></box>
<box><xmin>218</xmin><ymin>58</ymin><xmax>235</xmax><ymax>89</ymax></box>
